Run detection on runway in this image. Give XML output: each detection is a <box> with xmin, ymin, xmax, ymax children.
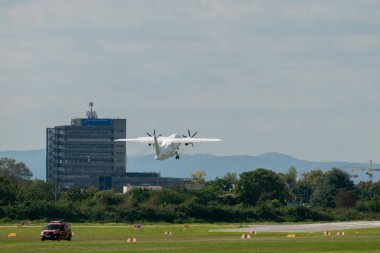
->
<box><xmin>211</xmin><ymin>221</ymin><xmax>380</xmax><ymax>233</ymax></box>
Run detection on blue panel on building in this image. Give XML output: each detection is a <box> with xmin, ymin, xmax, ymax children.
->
<box><xmin>81</xmin><ymin>119</ymin><xmax>112</xmax><ymax>126</ymax></box>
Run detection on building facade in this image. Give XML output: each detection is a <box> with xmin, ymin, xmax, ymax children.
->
<box><xmin>125</xmin><ymin>172</ymin><xmax>188</xmax><ymax>188</ymax></box>
<box><xmin>46</xmin><ymin>105</ymin><xmax>126</xmax><ymax>191</ymax></box>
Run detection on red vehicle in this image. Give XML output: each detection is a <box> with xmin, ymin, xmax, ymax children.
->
<box><xmin>40</xmin><ymin>221</ymin><xmax>72</xmax><ymax>241</ymax></box>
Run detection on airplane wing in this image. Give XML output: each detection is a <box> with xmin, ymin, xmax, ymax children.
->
<box><xmin>114</xmin><ymin>137</ymin><xmax>168</xmax><ymax>144</ymax></box>
<box><xmin>169</xmin><ymin>138</ymin><xmax>222</xmax><ymax>143</ymax></box>
<box><xmin>115</xmin><ymin>137</ymin><xmax>221</xmax><ymax>144</ymax></box>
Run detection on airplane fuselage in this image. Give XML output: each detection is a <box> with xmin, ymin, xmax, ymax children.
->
<box><xmin>154</xmin><ymin>134</ymin><xmax>181</xmax><ymax>160</ymax></box>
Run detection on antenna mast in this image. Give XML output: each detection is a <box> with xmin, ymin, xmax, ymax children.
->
<box><xmin>86</xmin><ymin>102</ymin><xmax>98</xmax><ymax>119</ymax></box>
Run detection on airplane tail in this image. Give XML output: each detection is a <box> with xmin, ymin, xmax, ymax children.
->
<box><xmin>153</xmin><ymin>135</ymin><xmax>160</xmax><ymax>157</ymax></box>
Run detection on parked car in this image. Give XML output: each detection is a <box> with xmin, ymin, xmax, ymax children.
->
<box><xmin>40</xmin><ymin>221</ymin><xmax>72</xmax><ymax>241</ymax></box>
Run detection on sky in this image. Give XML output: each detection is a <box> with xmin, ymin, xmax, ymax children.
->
<box><xmin>0</xmin><ymin>0</ymin><xmax>380</xmax><ymax>162</ymax></box>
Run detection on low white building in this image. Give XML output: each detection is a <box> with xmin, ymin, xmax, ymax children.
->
<box><xmin>123</xmin><ymin>184</ymin><xmax>162</xmax><ymax>193</ymax></box>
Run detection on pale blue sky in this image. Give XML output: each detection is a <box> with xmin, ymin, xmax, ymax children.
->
<box><xmin>1</xmin><ymin>0</ymin><xmax>379</xmax><ymax>162</ymax></box>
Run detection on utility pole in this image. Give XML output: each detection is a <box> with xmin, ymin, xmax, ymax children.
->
<box><xmin>368</xmin><ymin>160</ymin><xmax>373</xmax><ymax>183</ymax></box>
<box><xmin>341</xmin><ymin>160</ymin><xmax>379</xmax><ymax>182</ymax></box>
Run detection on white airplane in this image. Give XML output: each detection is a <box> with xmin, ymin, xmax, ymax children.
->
<box><xmin>115</xmin><ymin>130</ymin><xmax>221</xmax><ymax>160</ymax></box>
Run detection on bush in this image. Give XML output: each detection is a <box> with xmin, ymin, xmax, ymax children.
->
<box><xmin>356</xmin><ymin>199</ymin><xmax>380</xmax><ymax>212</ymax></box>
<box><xmin>254</xmin><ymin>201</ymin><xmax>284</xmax><ymax>222</ymax></box>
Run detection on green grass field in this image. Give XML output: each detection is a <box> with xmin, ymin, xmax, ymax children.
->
<box><xmin>1</xmin><ymin>223</ymin><xmax>380</xmax><ymax>253</ymax></box>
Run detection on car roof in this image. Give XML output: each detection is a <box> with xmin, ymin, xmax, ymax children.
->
<box><xmin>47</xmin><ymin>221</ymin><xmax>69</xmax><ymax>225</ymax></box>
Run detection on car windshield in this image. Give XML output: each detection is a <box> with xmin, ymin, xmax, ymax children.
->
<box><xmin>44</xmin><ymin>224</ymin><xmax>63</xmax><ymax>230</ymax></box>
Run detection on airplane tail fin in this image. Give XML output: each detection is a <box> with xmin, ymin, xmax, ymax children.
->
<box><xmin>154</xmin><ymin>135</ymin><xmax>160</xmax><ymax>157</ymax></box>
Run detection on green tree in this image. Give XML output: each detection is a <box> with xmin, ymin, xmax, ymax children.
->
<box><xmin>151</xmin><ymin>189</ymin><xmax>185</xmax><ymax>205</ymax></box>
<box><xmin>325</xmin><ymin>168</ymin><xmax>356</xmax><ymax>191</ymax></box>
<box><xmin>130</xmin><ymin>189</ymin><xmax>151</xmax><ymax>204</ymax></box>
<box><xmin>223</xmin><ymin>172</ymin><xmax>238</xmax><ymax>186</ymax></box>
<box><xmin>310</xmin><ymin>168</ymin><xmax>356</xmax><ymax>208</ymax></box>
<box><xmin>356</xmin><ymin>181</ymin><xmax>380</xmax><ymax>201</ymax></box>
<box><xmin>334</xmin><ymin>189</ymin><xmax>356</xmax><ymax>208</ymax></box>
<box><xmin>203</xmin><ymin>177</ymin><xmax>238</xmax><ymax>205</ymax></box>
<box><xmin>95</xmin><ymin>189</ymin><xmax>124</xmax><ymax>205</ymax></box>
<box><xmin>281</xmin><ymin>166</ymin><xmax>298</xmax><ymax>202</ymax></box>
<box><xmin>0</xmin><ymin>176</ymin><xmax>18</xmax><ymax>205</ymax></box>
<box><xmin>205</xmin><ymin>177</ymin><xmax>233</xmax><ymax>193</ymax></box>
<box><xmin>21</xmin><ymin>180</ymin><xmax>55</xmax><ymax>202</ymax></box>
<box><xmin>66</xmin><ymin>187</ymin><xmax>82</xmax><ymax>202</ymax></box>
<box><xmin>0</xmin><ymin>158</ymin><xmax>33</xmax><ymax>182</ymax></box>
<box><xmin>203</xmin><ymin>172</ymin><xmax>239</xmax><ymax>205</ymax></box>
<box><xmin>298</xmin><ymin>169</ymin><xmax>325</xmax><ymax>203</ymax></box>
<box><xmin>191</xmin><ymin>170</ymin><xmax>206</xmax><ymax>184</ymax></box>
<box><xmin>310</xmin><ymin>183</ymin><xmax>334</xmax><ymax>207</ymax></box>
<box><xmin>299</xmin><ymin>169</ymin><xmax>324</xmax><ymax>186</ymax></box>
<box><xmin>236</xmin><ymin>168</ymin><xmax>286</xmax><ymax>205</ymax></box>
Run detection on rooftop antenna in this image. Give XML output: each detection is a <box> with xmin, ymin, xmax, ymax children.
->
<box><xmin>86</xmin><ymin>102</ymin><xmax>98</xmax><ymax>119</ymax></box>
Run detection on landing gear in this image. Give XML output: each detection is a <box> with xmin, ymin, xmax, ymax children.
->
<box><xmin>175</xmin><ymin>152</ymin><xmax>180</xmax><ymax>159</ymax></box>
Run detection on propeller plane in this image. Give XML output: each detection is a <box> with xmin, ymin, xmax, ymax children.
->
<box><xmin>115</xmin><ymin>130</ymin><xmax>221</xmax><ymax>160</ymax></box>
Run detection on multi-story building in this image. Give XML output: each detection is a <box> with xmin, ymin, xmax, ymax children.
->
<box><xmin>46</xmin><ymin>103</ymin><xmax>126</xmax><ymax>192</ymax></box>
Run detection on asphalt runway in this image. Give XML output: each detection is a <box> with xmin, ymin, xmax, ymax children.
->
<box><xmin>212</xmin><ymin>221</ymin><xmax>380</xmax><ymax>233</ymax></box>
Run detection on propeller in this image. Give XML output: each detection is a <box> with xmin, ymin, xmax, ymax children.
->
<box><xmin>182</xmin><ymin>129</ymin><xmax>198</xmax><ymax>147</ymax></box>
<box><xmin>146</xmin><ymin>129</ymin><xmax>162</xmax><ymax>137</ymax></box>
<box><xmin>146</xmin><ymin>130</ymin><xmax>161</xmax><ymax>146</ymax></box>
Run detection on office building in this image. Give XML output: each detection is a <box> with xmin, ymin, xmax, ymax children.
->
<box><xmin>46</xmin><ymin>103</ymin><xmax>126</xmax><ymax>191</ymax></box>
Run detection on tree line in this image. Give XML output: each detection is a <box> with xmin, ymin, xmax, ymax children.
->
<box><xmin>1</xmin><ymin>157</ymin><xmax>380</xmax><ymax>223</ymax></box>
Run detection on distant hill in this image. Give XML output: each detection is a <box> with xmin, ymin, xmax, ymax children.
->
<box><xmin>0</xmin><ymin>150</ymin><xmax>376</xmax><ymax>182</ymax></box>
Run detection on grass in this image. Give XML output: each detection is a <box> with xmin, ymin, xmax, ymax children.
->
<box><xmin>1</xmin><ymin>223</ymin><xmax>380</xmax><ymax>253</ymax></box>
